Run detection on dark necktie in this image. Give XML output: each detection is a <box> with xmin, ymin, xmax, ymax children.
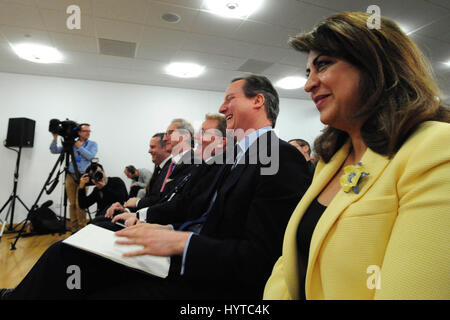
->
<box><xmin>178</xmin><ymin>162</ymin><xmax>232</xmax><ymax>232</ymax></box>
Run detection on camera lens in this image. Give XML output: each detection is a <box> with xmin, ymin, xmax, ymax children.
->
<box><xmin>94</xmin><ymin>171</ymin><xmax>103</xmax><ymax>181</ymax></box>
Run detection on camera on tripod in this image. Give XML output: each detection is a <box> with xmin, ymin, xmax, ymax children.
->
<box><xmin>48</xmin><ymin>119</ymin><xmax>80</xmax><ymax>142</ymax></box>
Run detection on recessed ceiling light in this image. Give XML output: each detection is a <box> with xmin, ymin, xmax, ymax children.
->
<box><xmin>204</xmin><ymin>0</ymin><xmax>263</xmax><ymax>19</ymax></box>
<box><xmin>444</xmin><ymin>61</ymin><xmax>450</xmax><ymax>67</ymax></box>
<box><xmin>275</xmin><ymin>76</ymin><xmax>307</xmax><ymax>90</ymax></box>
<box><xmin>11</xmin><ymin>43</ymin><xmax>63</xmax><ymax>64</ymax></box>
<box><xmin>161</xmin><ymin>12</ymin><xmax>181</xmax><ymax>24</ymax></box>
<box><xmin>165</xmin><ymin>62</ymin><xmax>205</xmax><ymax>78</ymax></box>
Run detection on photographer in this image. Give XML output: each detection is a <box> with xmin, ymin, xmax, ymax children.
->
<box><xmin>78</xmin><ymin>163</ymin><xmax>128</xmax><ymax>218</ymax></box>
<box><xmin>124</xmin><ymin>165</ymin><xmax>152</xmax><ymax>198</ymax></box>
<box><xmin>50</xmin><ymin>123</ymin><xmax>98</xmax><ymax>233</ymax></box>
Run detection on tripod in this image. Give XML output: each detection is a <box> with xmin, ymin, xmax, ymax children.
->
<box><xmin>10</xmin><ymin>140</ymin><xmax>80</xmax><ymax>250</ymax></box>
<box><xmin>0</xmin><ymin>146</ymin><xmax>30</xmax><ymax>239</ymax></box>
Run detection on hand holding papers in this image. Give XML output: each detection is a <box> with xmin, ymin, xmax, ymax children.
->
<box><xmin>63</xmin><ymin>224</ymin><xmax>170</xmax><ymax>278</ymax></box>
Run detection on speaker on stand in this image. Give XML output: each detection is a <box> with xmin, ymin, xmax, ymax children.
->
<box><xmin>0</xmin><ymin>118</ymin><xmax>35</xmax><ymax>238</ymax></box>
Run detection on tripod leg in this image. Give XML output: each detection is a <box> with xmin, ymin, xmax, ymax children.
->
<box><xmin>15</xmin><ymin>196</ymin><xmax>30</xmax><ymax>212</ymax></box>
<box><xmin>10</xmin><ymin>151</ymin><xmax>65</xmax><ymax>250</ymax></box>
<box><xmin>0</xmin><ymin>195</ymin><xmax>13</xmax><ymax>214</ymax></box>
<box><xmin>0</xmin><ymin>196</ymin><xmax>13</xmax><ymax>238</ymax></box>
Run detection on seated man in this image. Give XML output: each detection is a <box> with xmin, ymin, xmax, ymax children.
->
<box><xmin>2</xmin><ymin>75</ymin><xmax>312</xmax><ymax>300</ymax></box>
<box><xmin>112</xmin><ymin>113</ymin><xmax>228</xmax><ymax>228</ymax></box>
<box><xmin>108</xmin><ymin>119</ymin><xmax>200</xmax><ymax>216</ymax></box>
<box><xmin>123</xmin><ymin>165</ymin><xmax>152</xmax><ymax>198</ymax></box>
<box><xmin>78</xmin><ymin>163</ymin><xmax>128</xmax><ymax>218</ymax></box>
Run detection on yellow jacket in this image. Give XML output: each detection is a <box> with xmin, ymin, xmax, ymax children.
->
<box><xmin>264</xmin><ymin>121</ymin><xmax>450</xmax><ymax>299</ymax></box>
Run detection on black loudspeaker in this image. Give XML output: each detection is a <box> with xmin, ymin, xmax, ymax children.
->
<box><xmin>5</xmin><ymin>118</ymin><xmax>36</xmax><ymax>148</ymax></box>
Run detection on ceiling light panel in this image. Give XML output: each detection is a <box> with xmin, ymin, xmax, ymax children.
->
<box><xmin>204</xmin><ymin>0</ymin><xmax>263</xmax><ymax>19</ymax></box>
<box><xmin>275</xmin><ymin>76</ymin><xmax>307</xmax><ymax>90</ymax></box>
<box><xmin>165</xmin><ymin>62</ymin><xmax>205</xmax><ymax>78</ymax></box>
<box><xmin>11</xmin><ymin>43</ymin><xmax>63</xmax><ymax>63</ymax></box>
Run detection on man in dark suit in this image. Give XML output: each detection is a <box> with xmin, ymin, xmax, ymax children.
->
<box><xmin>2</xmin><ymin>75</ymin><xmax>312</xmax><ymax>300</ymax></box>
<box><xmin>124</xmin><ymin>118</ymin><xmax>199</xmax><ymax>212</ymax></box>
<box><xmin>113</xmin><ymin>113</ymin><xmax>228</xmax><ymax>227</ymax></box>
<box><xmin>103</xmin><ymin>132</ymin><xmax>172</xmax><ymax>219</ymax></box>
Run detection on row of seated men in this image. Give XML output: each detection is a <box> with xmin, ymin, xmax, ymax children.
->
<box><xmin>80</xmin><ymin>116</ymin><xmax>316</xmax><ymax>228</ymax></box>
<box><xmin>5</xmin><ymin>75</ymin><xmax>314</xmax><ymax>299</ymax></box>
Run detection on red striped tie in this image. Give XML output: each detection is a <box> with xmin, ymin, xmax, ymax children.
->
<box><xmin>160</xmin><ymin>161</ymin><xmax>175</xmax><ymax>192</ymax></box>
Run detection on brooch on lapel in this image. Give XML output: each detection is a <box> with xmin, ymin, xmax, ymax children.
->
<box><xmin>340</xmin><ymin>162</ymin><xmax>369</xmax><ymax>194</ymax></box>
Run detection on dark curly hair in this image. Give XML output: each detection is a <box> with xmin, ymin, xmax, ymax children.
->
<box><xmin>290</xmin><ymin>12</ymin><xmax>450</xmax><ymax>162</ymax></box>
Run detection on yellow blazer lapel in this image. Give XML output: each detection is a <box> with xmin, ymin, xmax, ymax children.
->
<box><xmin>283</xmin><ymin>141</ymin><xmax>352</xmax><ymax>299</ymax></box>
<box><xmin>305</xmin><ymin>146</ymin><xmax>391</xmax><ymax>299</ymax></box>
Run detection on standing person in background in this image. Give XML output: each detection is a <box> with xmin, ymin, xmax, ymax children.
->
<box><xmin>50</xmin><ymin>123</ymin><xmax>98</xmax><ymax>233</ymax></box>
<box><xmin>289</xmin><ymin>139</ymin><xmax>316</xmax><ymax>174</ymax></box>
<box><xmin>264</xmin><ymin>12</ymin><xmax>450</xmax><ymax>300</ymax></box>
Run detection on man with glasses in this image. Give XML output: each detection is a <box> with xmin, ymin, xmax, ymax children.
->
<box><xmin>50</xmin><ymin>123</ymin><xmax>98</xmax><ymax>233</ymax></box>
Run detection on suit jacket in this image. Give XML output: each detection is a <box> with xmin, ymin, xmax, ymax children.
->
<box><xmin>139</xmin><ymin>160</ymin><xmax>172</xmax><ymax>208</ymax></box>
<box><xmin>178</xmin><ymin>131</ymin><xmax>312</xmax><ymax>299</ymax></box>
<box><xmin>264</xmin><ymin>121</ymin><xmax>450</xmax><ymax>300</ymax></box>
<box><xmin>145</xmin><ymin>152</ymin><xmax>227</xmax><ymax>227</ymax></box>
<box><xmin>135</xmin><ymin>151</ymin><xmax>199</xmax><ymax>210</ymax></box>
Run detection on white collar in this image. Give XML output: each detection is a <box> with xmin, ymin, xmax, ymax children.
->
<box><xmin>158</xmin><ymin>155</ymin><xmax>172</xmax><ymax>169</ymax></box>
<box><xmin>172</xmin><ymin>149</ymin><xmax>190</xmax><ymax>164</ymax></box>
<box><xmin>236</xmin><ymin>126</ymin><xmax>273</xmax><ymax>155</ymax></box>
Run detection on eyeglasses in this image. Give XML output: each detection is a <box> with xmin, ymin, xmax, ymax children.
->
<box><xmin>165</xmin><ymin>129</ymin><xmax>175</xmax><ymax>136</ymax></box>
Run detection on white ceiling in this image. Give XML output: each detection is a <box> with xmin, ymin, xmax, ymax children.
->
<box><xmin>0</xmin><ymin>0</ymin><xmax>449</xmax><ymax>101</ymax></box>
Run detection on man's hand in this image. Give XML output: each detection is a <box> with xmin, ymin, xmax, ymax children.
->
<box><xmin>94</xmin><ymin>179</ymin><xmax>106</xmax><ymax>190</ymax></box>
<box><xmin>79</xmin><ymin>174</ymin><xmax>90</xmax><ymax>189</ymax></box>
<box><xmin>75</xmin><ymin>140</ymin><xmax>83</xmax><ymax>148</ymax></box>
<box><xmin>124</xmin><ymin>197</ymin><xmax>140</xmax><ymax>209</ymax></box>
<box><xmin>115</xmin><ymin>224</ymin><xmax>189</xmax><ymax>257</ymax></box>
<box><xmin>105</xmin><ymin>202</ymin><xmax>125</xmax><ymax>219</ymax></box>
<box><xmin>112</xmin><ymin>212</ymin><xmax>136</xmax><ymax>224</ymax></box>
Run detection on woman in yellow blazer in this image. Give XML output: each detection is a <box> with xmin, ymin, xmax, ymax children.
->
<box><xmin>264</xmin><ymin>12</ymin><xmax>450</xmax><ymax>300</ymax></box>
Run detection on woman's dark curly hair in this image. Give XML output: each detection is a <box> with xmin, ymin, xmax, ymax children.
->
<box><xmin>290</xmin><ymin>12</ymin><xmax>450</xmax><ymax>162</ymax></box>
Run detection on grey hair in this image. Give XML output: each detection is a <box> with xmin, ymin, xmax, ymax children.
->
<box><xmin>171</xmin><ymin>118</ymin><xmax>195</xmax><ymax>148</ymax></box>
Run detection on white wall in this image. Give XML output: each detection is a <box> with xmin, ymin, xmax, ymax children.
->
<box><xmin>0</xmin><ymin>72</ymin><xmax>323</xmax><ymax>223</ymax></box>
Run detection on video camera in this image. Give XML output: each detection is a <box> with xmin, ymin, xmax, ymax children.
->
<box><xmin>85</xmin><ymin>162</ymin><xmax>104</xmax><ymax>185</ymax></box>
<box><xmin>49</xmin><ymin>119</ymin><xmax>80</xmax><ymax>142</ymax></box>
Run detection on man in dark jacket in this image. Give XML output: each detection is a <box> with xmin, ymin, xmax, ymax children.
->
<box><xmin>78</xmin><ymin>163</ymin><xmax>128</xmax><ymax>217</ymax></box>
<box><xmin>3</xmin><ymin>75</ymin><xmax>312</xmax><ymax>300</ymax></box>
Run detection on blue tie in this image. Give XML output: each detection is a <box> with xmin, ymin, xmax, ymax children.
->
<box><xmin>178</xmin><ymin>191</ymin><xmax>217</xmax><ymax>232</ymax></box>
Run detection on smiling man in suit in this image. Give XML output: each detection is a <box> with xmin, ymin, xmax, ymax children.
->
<box><xmin>103</xmin><ymin>132</ymin><xmax>172</xmax><ymax>220</ymax></box>
<box><xmin>107</xmin><ymin>120</ymin><xmax>199</xmax><ymax>217</ymax></box>
<box><xmin>2</xmin><ymin>75</ymin><xmax>312</xmax><ymax>300</ymax></box>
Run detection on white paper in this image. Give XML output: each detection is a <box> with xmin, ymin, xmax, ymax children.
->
<box><xmin>63</xmin><ymin>224</ymin><xmax>170</xmax><ymax>278</ymax></box>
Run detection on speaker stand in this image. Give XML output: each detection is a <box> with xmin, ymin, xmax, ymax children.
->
<box><xmin>0</xmin><ymin>146</ymin><xmax>30</xmax><ymax>239</ymax></box>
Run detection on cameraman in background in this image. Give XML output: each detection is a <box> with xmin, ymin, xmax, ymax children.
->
<box><xmin>78</xmin><ymin>163</ymin><xmax>128</xmax><ymax>219</ymax></box>
<box><xmin>50</xmin><ymin>123</ymin><xmax>98</xmax><ymax>233</ymax></box>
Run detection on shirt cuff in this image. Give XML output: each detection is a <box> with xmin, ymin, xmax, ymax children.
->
<box><xmin>136</xmin><ymin>207</ymin><xmax>148</xmax><ymax>222</ymax></box>
<box><xmin>180</xmin><ymin>232</ymin><xmax>194</xmax><ymax>276</ymax></box>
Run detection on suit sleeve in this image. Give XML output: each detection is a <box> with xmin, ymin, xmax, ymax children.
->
<box><xmin>375</xmin><ymin>124</ymin><xmax>450</xmax><ymax>299</ymax></box>
<box><xmin>104</xmin><ymin>178</ymin><xmax>129</xmax><ymax>204</ymax></box>
<box><xmin>78</xmin><ymin>188</ymin><xmax>98</xmax><ymax>209</ymax></box>
<box><xmin>183</xmin><ymin>145</ymin><xmax>312</xmax><ymax>294</ymax></box>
